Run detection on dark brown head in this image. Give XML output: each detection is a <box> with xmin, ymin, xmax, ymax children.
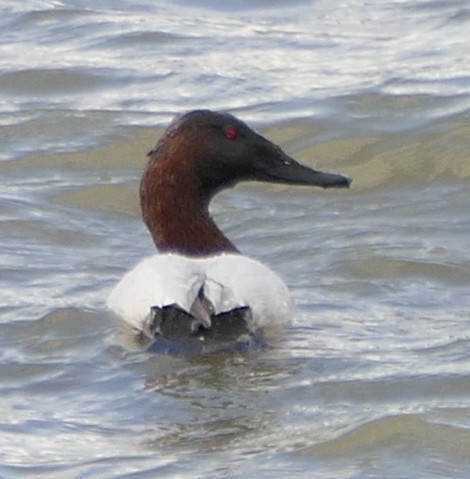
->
<box><xmin>140</xmin><ymin>110</ymin><xmax>351</xmax><ymax>256</ymax></box>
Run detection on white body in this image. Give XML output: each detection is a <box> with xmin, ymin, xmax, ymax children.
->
<box><xmin>107</xmin><ymin>253</ymin><xmax>293</xmax><ymax>336</ymax></box>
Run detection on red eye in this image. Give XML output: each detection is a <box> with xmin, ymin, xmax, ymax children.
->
<box><xmin>224</xmin><ymin>127</ymin><xmax>238</xmax><ymax>140</ymax></box>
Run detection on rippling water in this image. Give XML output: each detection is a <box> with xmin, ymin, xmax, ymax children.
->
<box><xmin>1</xmin><ymin>1</ymin><xmax>470</xmax><ymax>477</ymax></box>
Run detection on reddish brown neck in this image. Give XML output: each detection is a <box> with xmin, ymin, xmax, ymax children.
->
<box><xmin>140</xmin><ymin>150</ymin><xmax>239</xmax><ymax>257</ymax></box>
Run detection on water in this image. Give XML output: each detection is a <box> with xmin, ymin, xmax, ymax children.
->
<box><xmin>1</xmin><ymin>0</ymin><xmax>470</xmax><ymax>477</ymax></box>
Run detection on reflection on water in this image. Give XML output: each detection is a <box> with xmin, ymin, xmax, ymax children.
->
<box><xmin>1</xmin><ymin>0</ymin><xmax>470</xmax><ymax>477</ymax></box>
<box><xmin>143</xmin><ymin>354</ymin><xmax>286</xmax><ymax>453</ymax></box>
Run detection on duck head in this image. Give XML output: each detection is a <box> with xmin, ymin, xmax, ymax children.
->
<box><xmin>141</xmin><ymin>110</ymin><xmax>351</xmax><ymax>256</ymax></box>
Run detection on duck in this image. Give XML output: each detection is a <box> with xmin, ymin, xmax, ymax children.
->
<box><xmin>107</xmin><ymin>110</ymin><xmax>351</xmax><ymax>352</ymax></box>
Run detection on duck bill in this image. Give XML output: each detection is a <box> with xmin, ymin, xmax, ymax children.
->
<box><xmin>258</xmin><ymin>152</ymin><xmax>351</xmax><ymax>189</ymax></box>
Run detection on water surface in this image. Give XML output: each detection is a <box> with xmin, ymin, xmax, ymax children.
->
<box><xmin>1</xmin><ymin>1</ymin><xmax>470</xmax><ymax>477</ymax></box>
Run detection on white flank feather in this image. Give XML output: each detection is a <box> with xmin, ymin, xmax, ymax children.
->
<box><xmin>107</xmin><ymin>253</ymin><xmax>293</xmax><ymax>334</ymax></box>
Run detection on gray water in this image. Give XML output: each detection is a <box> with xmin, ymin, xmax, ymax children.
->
<box><xmin>1</xmin><ymin>1</ymin><xmax>470</xmax><ymax>477</ymax></box>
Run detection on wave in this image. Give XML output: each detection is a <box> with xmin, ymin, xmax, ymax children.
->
<box><xmin>302</xmin><ymin>413</ymin><xmax>470</xmax><ymax>461</ymax></box>
<box><xmin>288</xmin><ymin>110</ymin><xmax>470</xmax><ymax>189</ymax></box>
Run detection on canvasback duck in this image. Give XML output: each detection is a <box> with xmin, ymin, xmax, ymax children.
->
<box><xmin>107</xmin><ymin>110</ymin><xmax>351</xmax><ymax>352</ymax></box>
